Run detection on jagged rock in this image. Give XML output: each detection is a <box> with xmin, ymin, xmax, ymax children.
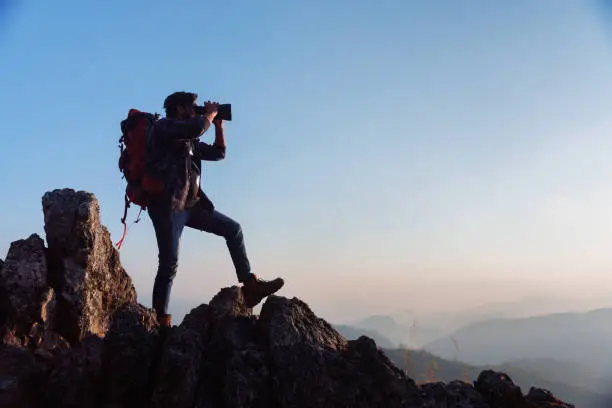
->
<box><xmin>0</xmin><ymin>187</ymin><xmax>579</xmax><ymax>408</ymax></box>
<box><xmin>0</xmin><ymin>234</ymin><xmax>53</xmax><ymax>339</ymax></box>
<box><xmin>101</xmin><ymin>302</ymin><xmax>160</xmax><ymax>407</ymax></box>
<box><xmin>181</xmin><ymin>302</ymin><xmax>213</xmax><ymax>333</ymax></box>
<box><xmin>212</xmin><ymin>318</ymin><xmax>267</xmax><ymax>407</ymax></box>
<box><xmin>198</xmin><ymin>287</ymin><xmax>268</xmax><ymax>407</ymax></box>
<box><xmin>526</xmin><ymin>387</ymin><xmax>575</xmax><ymax>408</ymax></box>
<box><xmin>342</xmin><ymin>336</ymin><xmax>423</xmax><ymax>406</ymax></box>
<box><xmin>44</xmin><ymin>335</ymin><xmax>104</xmax><ymax>408</ymax></box>
<box><xmin>0</xmin><ymin>329</ymin><xmax>23</xmax><ymax>347</ymax></box>
<box><xmin>41</xmin><ymin>188</ymin><xmax>137</xmax><ymax>345</ymax></box>
<box><xmin>472</xmin><ymin>372</ymin><xmax>575</xmax><ymax>408</ymax></box>
<box><xmin>474</xmin><ymin>370</ymin><xmax>525</xmax><ymax>408</ymax></box>
<box><xmin>223</xmin><ymin>345</ymin><xmax>271</xmax><ymax>408</ymax></box>
<box><xmin>259</xmin><ymin>295</ymin><xmax>348</xmax><ymax>351</ymax></box>
<box><xmin>152</xmin><ymin>304</ymin><xmax>212</xmax><ymax>408</ymax></box>
<box><xmin>0</xmin><ymin>344</ymin><xmax>45</xmax><ymax>408</ymax></box>
<box><xmin>259</xmin><ymin>295</ymin><xmax>416</xmax><ymax>407</ymax></box>
<box><xmin>40</xmin><ymin>288</ymin><xmax>56</xmax><ymax>331</ymax></box>
<box><xmin>29</xmin><ymin>323</ymin><xmax>70</xmax><ymax>361</ymax></box>
<box><xmin>419</xmin><ymin>380</ymin><xmax>488</xmax><ymax>408</ymax></box>
<box><xmin>210</xmin><ymin>286</ymin><xmax>252</xmax><ymax>320</ymax></box>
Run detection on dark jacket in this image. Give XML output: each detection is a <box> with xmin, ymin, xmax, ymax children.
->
<box><xmin>147</xmin><ymin>115</ymin><xmax>225</xmax><ymax>211</ymax></box>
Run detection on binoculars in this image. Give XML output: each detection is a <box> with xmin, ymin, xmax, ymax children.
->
<box><xmin>194</xmin><ymin>103</ymin><xmax>232</xmax><ymax>121</ymax></box>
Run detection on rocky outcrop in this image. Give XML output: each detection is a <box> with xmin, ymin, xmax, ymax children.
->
<box><xmin>42</xmin><ymin>189</ymin><xmax>137</xmax><ymax>345</ymax></box>
<box><xmin>44</xmin><ymin>335</ymin><xmax>104</xmax><ymax>407</ymax></box>
<box><xmin>0</xmin><ymin>234</ymin><xmax>54</xmax><ymax>341</ymax></box>
<box><xmin>101</xmin><ymin>303</ymin><xmax>160</xmax><ymax>407</ymax></box>
<box><xmin>259</xmin><ymin>295</ymin><xmax>416</xmax><ymax>407</ymax></box>
<box><xmin>473</xmin><ymin>371</ymin><xmax>577</xmax><ymax>408</ymax></box>
<box><xmin>0</xmin><ymin>188</ymin><xmax>576</xmax><ymax>408</ymax></box>
<box><xmin>526</xmin><ymin>387</ymin><xmax>577</xmax><ymax>408</ymax></box>
<box><xmin>0</xmin><ymin>343</ymin><xmax>46</xmax><ymax>407</ymax></box>
<box><xmin>151</xmin><ymin>304</ymin><xmax>211</xmax><ymax>408</ymax></box>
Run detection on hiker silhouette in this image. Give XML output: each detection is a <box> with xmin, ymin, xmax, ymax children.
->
<box><xmin>117</xmin><ymin>91</ymin><xmax>284</xmax><ymax>328</ymax></box>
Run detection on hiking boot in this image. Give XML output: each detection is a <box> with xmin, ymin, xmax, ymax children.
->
<box><xmin>242</xmin><ymin>274</ymin><xmax>284</xmax><ymax>308</ymax></box>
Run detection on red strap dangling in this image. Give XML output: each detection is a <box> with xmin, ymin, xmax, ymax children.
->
<box><xmin>115</xmin><ymin>194</ymin><xmax>130</xmax><ymax>250</ymax></box>
<box><xmin>115</xmin><ymin>223</ymin><xmax>128</xmax><ymax>250</ymax></box>
<box><xmin>115</xmin><ymin>202</ymin><xmax>145</xmax><ymax>250</ymax></box>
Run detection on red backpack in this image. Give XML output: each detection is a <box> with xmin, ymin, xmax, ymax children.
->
<box><xmin>115</xmin><ymin>108</ymin><xmax>164</xmax><ymax>249</ymax></box>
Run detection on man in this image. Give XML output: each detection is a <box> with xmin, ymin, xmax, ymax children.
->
<box><xmin>146</xmin><ymin>91</ymin><xmax>284</xmax><ymax>328</ymax></box>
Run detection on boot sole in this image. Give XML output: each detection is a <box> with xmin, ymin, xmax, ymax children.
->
<box><xmin>243</xmin><ymin>281</ymin><xmax>285</xmax><ymax>308</ymax></box>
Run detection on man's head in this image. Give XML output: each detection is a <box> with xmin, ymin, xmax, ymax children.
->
<box><xmin>163</xmin><ymin>91</ymin><xmax>198</xmax><ymax>119</ymax></box>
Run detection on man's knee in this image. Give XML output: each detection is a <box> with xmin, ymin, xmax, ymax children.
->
<box><xmin>227</xmin><ymin>219</ymin><xmax>243</xmax><ymax>239</ymax></box>
<box><xmin>212</xmin><ymin>211</ymin><xmax>243</xmax><ymax>239</ymax></box>
<box><xmin>157</xmin><ymin>254</ymin><xmax>179</xmax><ymax>281</ymax></box>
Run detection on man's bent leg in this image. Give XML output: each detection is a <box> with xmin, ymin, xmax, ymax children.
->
<box><xmin>186</xmin><ymin>201</ymin><xmax>284</xmax><ymax>307</ymax></box>
<box><xmin>148</xmin><ymin>201</ymin><xmax>189</xmax><ymax>319</ymax></box>
<box><xmin>186</xmin><ymin>203</ymin><xmax>253</xmax><ymax>283</ymax></box>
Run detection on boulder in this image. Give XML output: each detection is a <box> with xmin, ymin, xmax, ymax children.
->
<box><xmin>0</xmin><ymin>234</ymin><xmax>54</xmax><ymax>340</ymax></box>
<box><xmin>0</xmin><ymin>344</ymin><xmax>45</xmax><ymax>408</ymax></box>
<box><xmin>210</xmin><ymin>286</ymin><xmax>252</xmax><ymax>320</ymax></box>
<box><xmin>474</xmin><ymin>370</ymin><xmax>527</xmax><ymax>408</ymax></box>
<box><xmin>258</xmin><ymin>295</ymin><xmax>416</xmax><ymax>407</ymax></box>
<box><xmin>196</xmin><ymin>286</ymin><xmax>268</xmax><ymax>408</ymax></box>
<box><xmin>259</xmin><ymin>295</ymin><xmax>348</xmax><ymax>351</ymax></box>
<box><xmin>42</xmin><ymin>188</ymin><xmax>137</xmax><ymax>345</ymax></box>
<box><xmin>526</xmin><ymin>387</ymin><xmax>576</xmax><ymax>408</ymax></box>
<box><xmin>151</xmin><ymin>304</ymin><xmax>212</xmax><ymax>408</ymax></box>
<box><xmin>101</xmin><ymin>303</ymin><xmax>160</xmax><ymax>407</ymax></box>
<box><xmin>419</xmin><ymin>380</ymin><xmax>488</xmax><ymax>408</ymax></box>
<box><xmin>44</xmin><ymin>335</ymin><xmax>104</xmax><ymax>408</ymax></box>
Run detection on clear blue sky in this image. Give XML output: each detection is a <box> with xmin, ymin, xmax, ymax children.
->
<box><xmin>3</xmin><ymin>0</ymin><xmax>612</xmax><ymax>322</ymax></box>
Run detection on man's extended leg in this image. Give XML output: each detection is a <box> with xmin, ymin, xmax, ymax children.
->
<box><xmin>148</xmin><ymin>200</ymin><xmax>189</xmax><ymax>326</ymax></box>
<box><xmin>186</xmin><ymin>200</ymin><xmax>284</xmax><ymax>307</ymax></box>
<box><xmin>187</xmin><ymin>203</ymin><xmax>252</xmax><ymax>282</ymax></box>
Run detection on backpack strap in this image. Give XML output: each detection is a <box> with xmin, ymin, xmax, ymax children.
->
<box><xmin>114</xmin><ymin>194</ymin><xmax>145</xmax><ymax>250</ymax></box>
<box><xmin>115</xmin><ymin>194</ymin><xmax>130</xmax><ymax>250</ymax></box>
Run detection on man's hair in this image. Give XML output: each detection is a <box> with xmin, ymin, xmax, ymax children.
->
<box><xmin>163</xmin><ymin>91</ymin><xmax>198</xmax><ymax>118</ymax></box>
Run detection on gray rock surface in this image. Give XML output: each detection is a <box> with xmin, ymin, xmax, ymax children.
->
<box><xmin>0</xmin><ymin>234</ymin><xmax>52</xmax><ymax>340</ymax></box>
<box><xmin>42</xmin><ymin>188</ymin><xmax>136</xmax><ymax>344</ymax></box>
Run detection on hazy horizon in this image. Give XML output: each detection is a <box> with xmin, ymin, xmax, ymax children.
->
<box><xmin>3</xmin><ymin>1</ymin><xmax>612</xmax><ymax>325</ymax></box>
<box><xmin>167</xmin><ymin>279</ymin><xmax>612</xmax><ymax>325</ymax></box>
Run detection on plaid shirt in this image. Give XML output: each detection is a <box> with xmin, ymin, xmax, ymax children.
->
<box><xmin>147</xmin><ymin>115</ymin><xmax>225</xmax><ymax>211</ymax></box>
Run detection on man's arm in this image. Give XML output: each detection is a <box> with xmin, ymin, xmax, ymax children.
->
<box><xmin>159</xmin><ymin>115</ymin><xmax>211</xmax><ymax>141</ymax></box>
<box><xmin>158</xmin><ymin>101</ymin><xmax>219</xmax><ymax>141</ymax></box>
<box><xmin>196</xmin><ymin>119</ymin><xmax>226</xmax><ymax>161</ymax></box>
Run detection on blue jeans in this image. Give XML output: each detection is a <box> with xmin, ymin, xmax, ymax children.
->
<box><xmin>148</xmin><ymin>198</ymin><xmax>253</xmax><ymax>316</ymax></box>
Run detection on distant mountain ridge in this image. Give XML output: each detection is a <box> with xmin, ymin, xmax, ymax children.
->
<box><xmin>496</xmin><ymin>358</ymin><xmax>607</xmax><ymax>393</ymax></box>
<box><xmin>341</xmin><ymin>305</ymin><xmax>612</xmax><ymax>406</ymax></box>
<box><xmin>346</xmin><ymin>296</ymin><xmax>605</xmax><ymax>349</ymax></box>
<box><xmin>333</xmin><ymin>324</ymin><xmax>395</xmax><ymax>348</ymax></box>
<box><xmin>422</xmin><ymin>308</ymin><xmax>612</xmax><ymax>378</ymax></box>
<box><xmin>382</xmin><ymin>348</ymin><xmax>612</xmax><ymax>408</ymax></box>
